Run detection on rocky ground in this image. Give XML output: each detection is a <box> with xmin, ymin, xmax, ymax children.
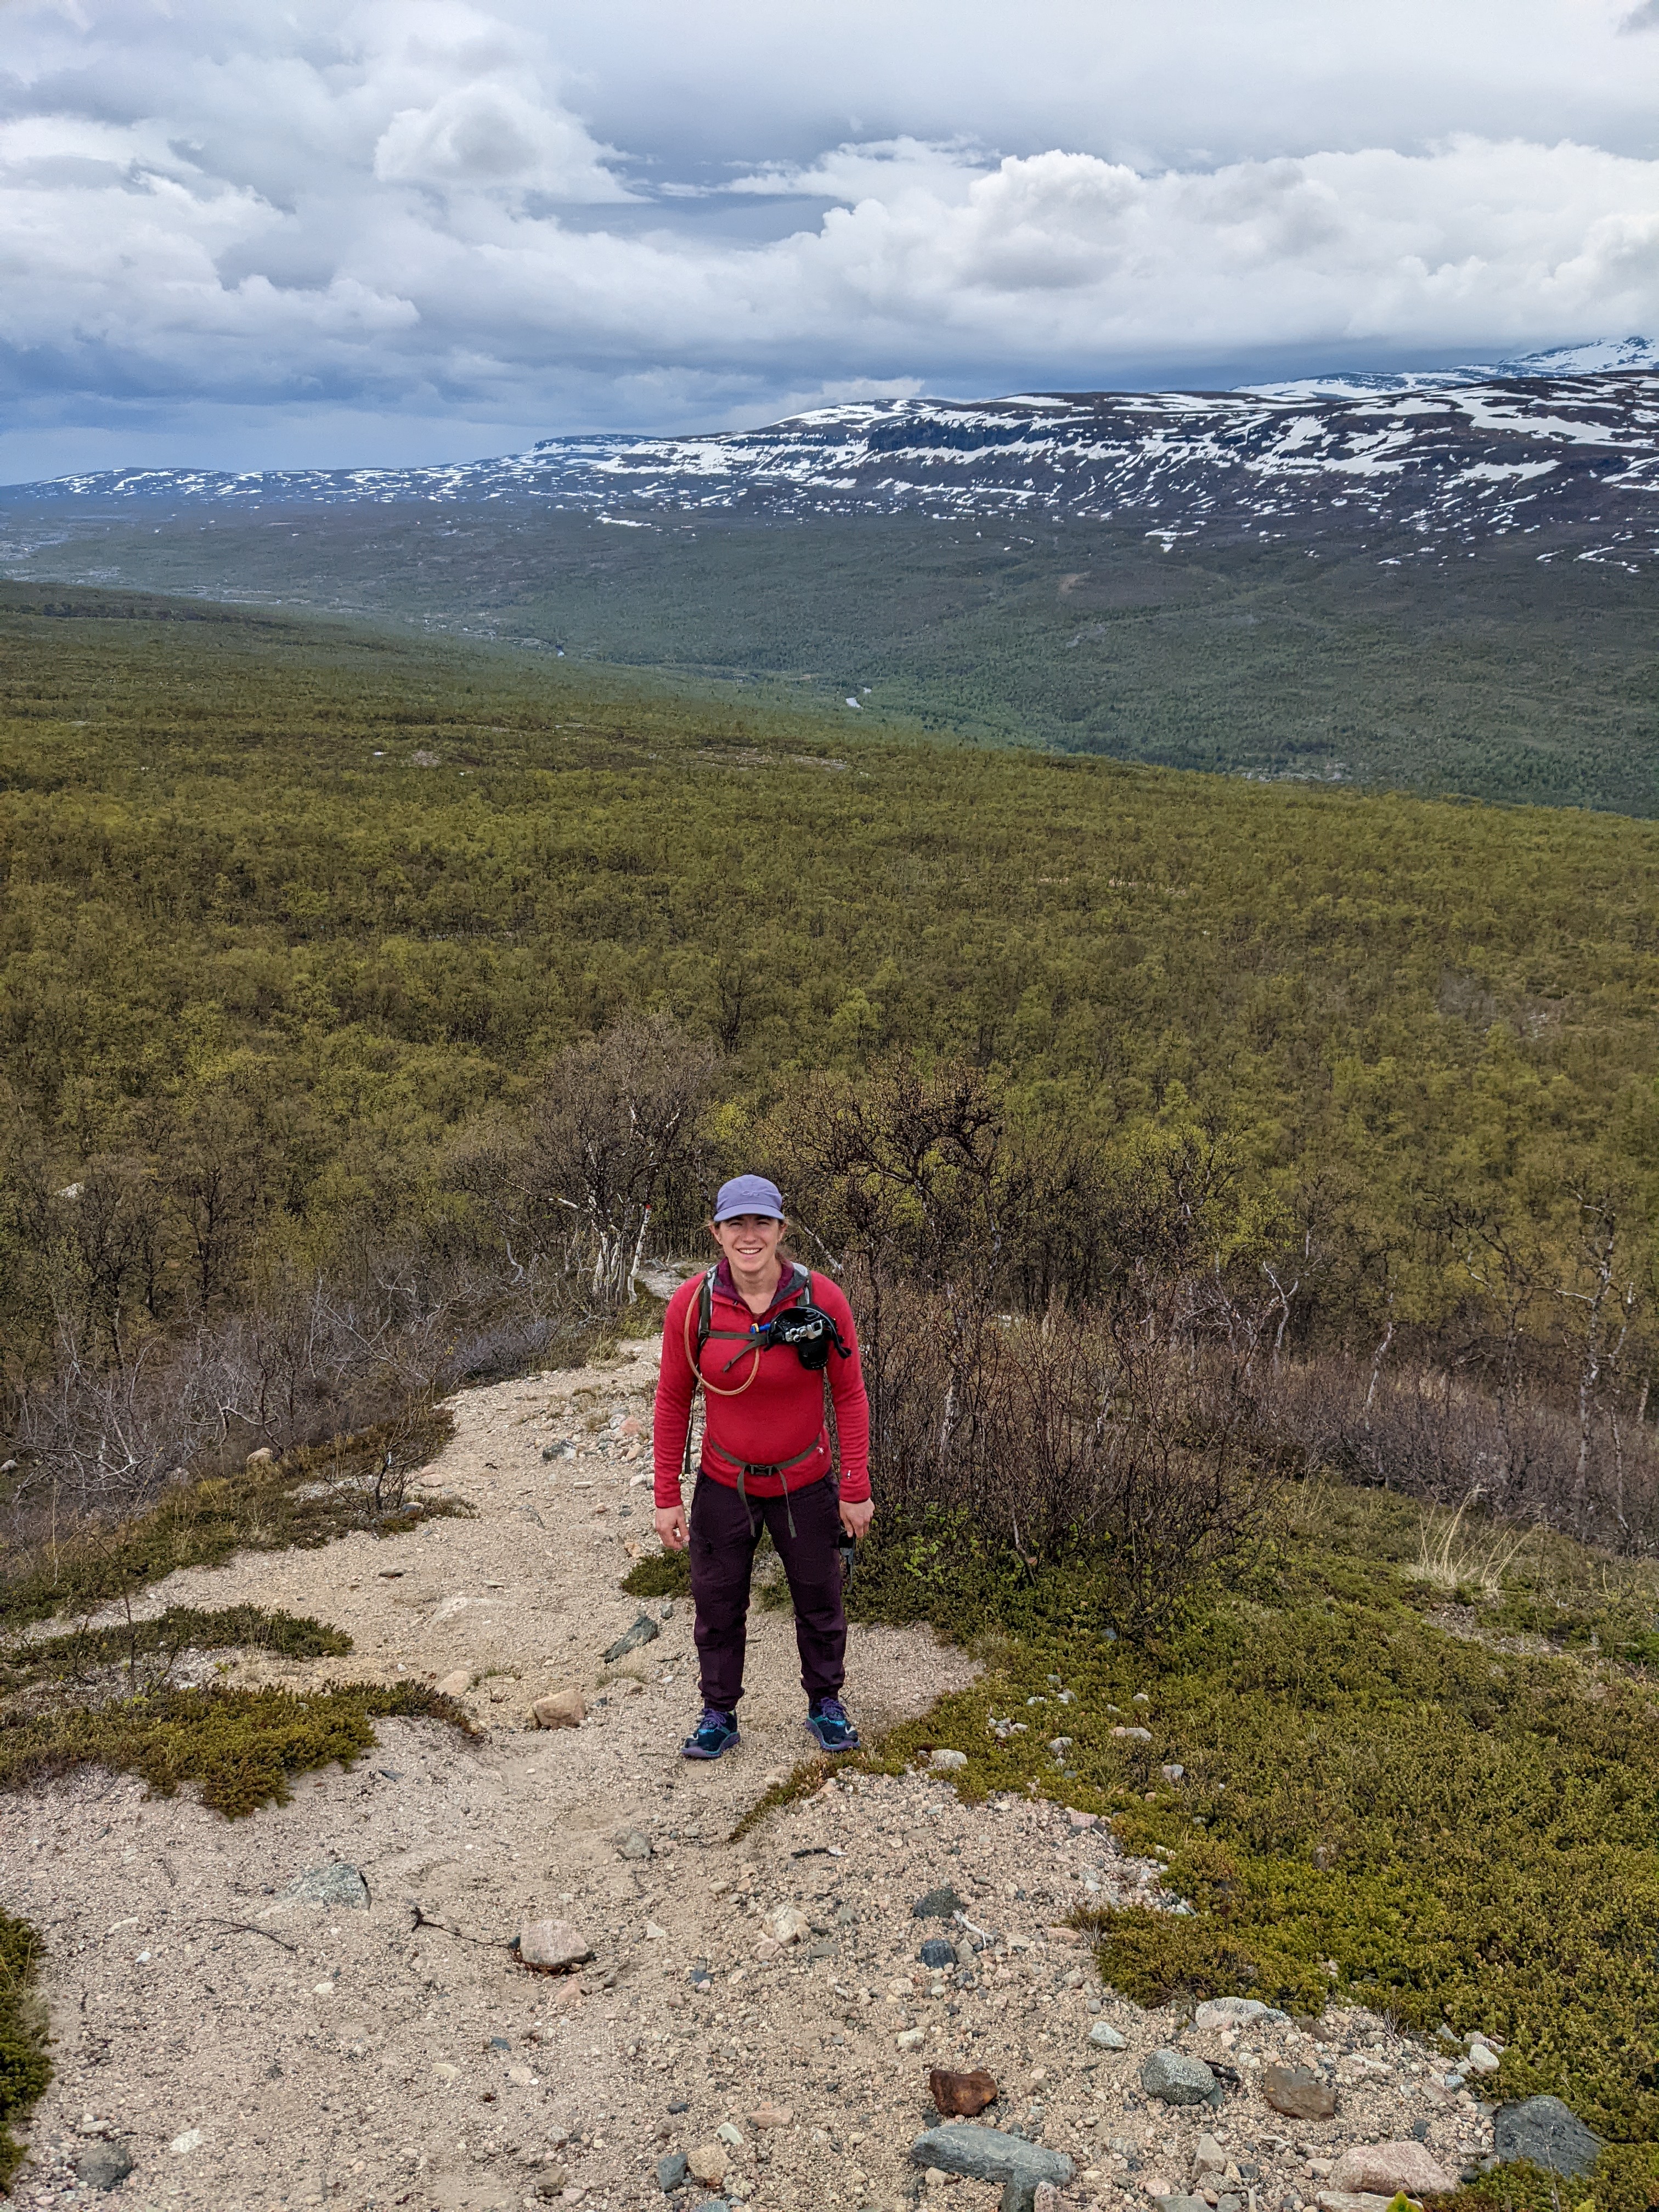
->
<box><xmin>1</xmin><ymin>1333</ymin><xmax>1502</xmax><ymax>2212</ymax></box>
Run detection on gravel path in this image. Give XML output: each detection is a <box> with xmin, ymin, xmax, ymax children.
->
<box><xmin>1</xmin><ymin>1339</ymin><xmax>1497</xmax><ymax>2212</ymax></box>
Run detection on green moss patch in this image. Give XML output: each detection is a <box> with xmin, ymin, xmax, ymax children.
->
<box><xmin>0</xmin><ymin>1408</ymin><xmax>462</xmax><ymax>1638</ymax></box>
<box><xmin>0</xmin><ymin>1605</ymin><xmax>352</xmax><ymax>1695</ymax></box>
<box><xmin>620</xmin><ymin>1550</ymin><xmax>691</xmax><ymax>1601</ymax></box>
<box><xmin>0</xmin><ymin>1678</ymin><xmax>475</xmax><ymax>1820</ymax></box>
<box><xmin>857</xmin><ymin>1486</ymin><xmax>1659</xmax><ymax>2199</ymax></box>
<box><xmin>0</xmin><ymin>1911</ymin><xmax>49</xmax><ymax>2197</ymax></box>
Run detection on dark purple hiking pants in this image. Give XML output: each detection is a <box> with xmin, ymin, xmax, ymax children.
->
<box><xmin>688</xmin><ymin>1471</ymin><xmax>845</xmax><ymax>1712</ymax></box>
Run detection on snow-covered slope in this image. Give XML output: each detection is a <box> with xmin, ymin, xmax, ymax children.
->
<box><xmin>8</xmin><ymin>347</ymin><xmax>1658</xmax><ymax>548</ymax></box>
<box><xmin>1240</xmin><ymin>336</ymin><xmax>1659</xmax><ymax>398</ymax></box>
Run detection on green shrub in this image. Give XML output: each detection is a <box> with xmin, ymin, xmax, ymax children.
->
<box><xmin>0</xmin><ymin>1912</ymin><xmax>49</xmax><ymax>2196</ymax></box>
<box><xmin>0</xmin><ymin>1678</ymin><xmax>475</xmax><ymax>1820</ymax></box>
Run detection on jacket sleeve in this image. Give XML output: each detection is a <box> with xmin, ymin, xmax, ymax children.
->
<box><xmin>652</xmin><ymin>1278</ymin><xmax>701</xmax><ymax>1508</ymax></box>
<box><xmin>819</xmin><ymin>1277</ymin><xmax>872</xmax><ymax>1504</ymax></box>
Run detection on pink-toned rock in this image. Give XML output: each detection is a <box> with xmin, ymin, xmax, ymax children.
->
<box><xmin>748</xmin><ymin>2102</ymin><xmax>794</xmax><ymax>2129</ymax></box>
<box><xmin>516</xmin><ymin>1920</ymin><xmax>593</xmax><ymax>1973</ymax></box>
<box><xmin>1067</xmin><ymin>1808</ymin><xmax>1099</xmax><ymax>1829</ymax></box>
<box><xmin>1045</xmin><ymin>1924</ymin><xmax>1085</xmax><ymax>1945</ymax></box>
<box><xmin>1331</xmin><ymin>2143</ymin><xmax>1456</xmax><ymax>2198</ymax></box>
<box><xmin>531</xmin><ymin>1688</ymin><xmax>585</xmax><ymax>1729</ymax></box>
<box><xmin>687</xmin><ymin>2143</ymin><xmax>728</xmax><ymax>2187</ymax></box>
<box><xmin>619</xmin><ymin>1416</ymin><xmax>644</xmax><ymax>1438</ymax></box>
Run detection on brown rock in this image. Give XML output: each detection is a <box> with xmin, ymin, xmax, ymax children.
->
<box><xmin>748</xmin><ymin>2102</ymin><xmax>794</xmax><ymax>2129</ymax></box>
<box><xmin>1262</xmin><ymin>2063</ymin><xmax>1338</xmax><ymax>2121</ymax></box>
<box><xmin>930</xmin><ymin>2067</ymin><xmax>999</xmax><ymax>2118</ymax></box>
<box><xmin>1331</xmin><ymin>2143</ymin><xmax>1456</xmax><ymax>2198</ymax></box>
<box><xmin>1045</xmin><ymin>1925</ymin><xmax>1084</xmax><ymax>1945</ymax></box>
<box><xmin>435</xmin><ymin>1669</ymin><xmax>472</xmax><ymax>1697</ymax></box>
<box><xmin>516</xmin><ymin>1920</ymin><xmax>594</xmax><ymax>1973</ymax></box>
<box><xmin>687</xmin><ymin>2142</ymin><xmax>729</xmax><ymax>2187</ymax></box>
<box><xmin>531</xmin><ymin>1688</ymin><xmax>585</xmax><ymax>1729</ymax></box>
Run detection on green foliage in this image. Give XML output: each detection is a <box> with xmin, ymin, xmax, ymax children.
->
<box><xmin>0</xmin><ymin>1411</ymin><xmax>462</xmax><ymax>1636</ymax></box>
<box><xmin>0</xmin><ymin>1678</ymin><xmax>475</xmax><ymax>1819</ymax></box>
<box><xmin>8</xmin><ymin>508</ymin><xmax>1658</xmax><ymax>812</ymax></box>
<box><xmin>620</xmin><ymin>1550</ymin><xmax>690</xmax><ymax>1599</ymax></box>
<box><xmin>0</xmin><ymin>1604</ymin><xmax>351</xmax><ymax>1693</ymax></box>
<box><xmin>866</xmin><ymin>1482</ymin><xmax>1659</xmax><ymax>2174</ymax></box>
<box><xmin>0</xmin><ymin>1910</ymin><xmax>49</xmax><ymax>2196</ymax></box>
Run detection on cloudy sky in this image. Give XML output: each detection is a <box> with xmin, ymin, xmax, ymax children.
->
<box><xmin>3</xmin><ymin>0</ymin><xmax>1659</xmax><ymax>479</ymax></box>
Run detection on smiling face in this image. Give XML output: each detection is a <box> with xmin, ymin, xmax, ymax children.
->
<box><xmin>710</xmin><ymin>1210</ymin><xmax>786</xmax><ymax>1280</ymax></box>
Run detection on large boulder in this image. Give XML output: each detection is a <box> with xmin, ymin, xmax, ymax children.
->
<box><xmin>1494</xmin><ymin>2097</ymin><xmax>1600</xmax><ymax>2181</ymax></box>
<box><xmin>910</xmin><ymin>2123</ymin><xmax>1073</xmax><ymax>2212</ymax></box>
<box><xmin>1331</xmin><ymin>2142</ymin><xmax>1457</xmax><ymax>2197</ymax></box>
<box><xmin>1142</xmin><ymin>2050</ymin><xmax>1222</xmax><ymax>2107</ymax></box>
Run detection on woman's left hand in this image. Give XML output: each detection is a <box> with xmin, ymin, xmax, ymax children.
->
<box><xmin>839</xmin><ymin>1497</ymin><xmax>874</xmax><ymax>1541</ymax></box>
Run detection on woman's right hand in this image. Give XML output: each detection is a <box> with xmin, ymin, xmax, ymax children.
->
<box><xmin>656</xmin><ymin>1503</ymin><xmax>689</xmax><ymax>1551</ymax></box>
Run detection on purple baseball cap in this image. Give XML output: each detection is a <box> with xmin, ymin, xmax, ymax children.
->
<box><xmin>712</xmin><ymin>1173</ymin><xmax>786</xmax><ymax>1223</ymax></box>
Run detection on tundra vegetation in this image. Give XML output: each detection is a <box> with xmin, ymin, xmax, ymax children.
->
<box><xmin>2</xmin><ymin>584</ymin><xmax>1659</xmax><ymax>2197</ymax></box>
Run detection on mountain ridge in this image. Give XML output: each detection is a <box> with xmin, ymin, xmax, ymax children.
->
<box><xmin>5</xmin><ymin>341</ymin><xmax>1657</xmax><ymax>559</ymax></box>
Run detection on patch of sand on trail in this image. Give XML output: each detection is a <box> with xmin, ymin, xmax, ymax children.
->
<box><xmin>0</xmin><ymin>1341</ymin><xmax>1498</xmax><ymax>2212</ymax></box>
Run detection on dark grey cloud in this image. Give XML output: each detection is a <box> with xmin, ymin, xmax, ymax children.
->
<box><xmin>2</xmin><ymin>0</ymin><xmax>1657</xmax><ymax>479</ymax></box>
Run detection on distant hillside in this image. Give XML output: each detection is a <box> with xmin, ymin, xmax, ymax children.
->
<box><xmin>5</xmin><ymin>347</ymin><xmax>1658</xmax><ymax>558</ymax></box>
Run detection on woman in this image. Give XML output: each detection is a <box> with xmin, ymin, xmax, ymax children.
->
<box><xmin>652</xmin><ymin>1173</ymin><xmax>873</xmax><ymax>1760</ymax></box>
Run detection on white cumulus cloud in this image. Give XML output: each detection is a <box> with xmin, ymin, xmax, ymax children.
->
<box><xmin>2</xmin><ymin>0</ymin><xmax>1658</xmax><ymax>476</ymax></box>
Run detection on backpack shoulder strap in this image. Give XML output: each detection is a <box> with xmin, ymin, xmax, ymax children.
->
<box><xmin>695</xmin><ymin>1267</ymin><xmax>718</xmax><ymax>1369</ymax></box>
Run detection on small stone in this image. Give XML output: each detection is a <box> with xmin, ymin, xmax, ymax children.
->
<box><xmin>435</xmin><ymin>1668</ymin><xmax>472</xmax><ymax>1697</ymax></box>
<box><xmin>645</xmin><ymin>1920</ymin><xmax>669</xmax><ymax>1941</ymax></box>
<box><xmin>1066</xmin><ymin>1809</ymin><xmax>1099</xmax><ymax>1829</ymax></box>
<box><xmin>1465</xmin><ymin>2043</ymin><xmax>1501</xmax><ymax>2075</ymax></box>
<box><xmin>898</xmin><ymin>2027</ymin><xmax>927</xmax><ymax>2050</ymax></box>
<box><xmin>715</xmin><ymin>2122</ymin><xmax>744</xmax><ymax>2148</ymax></box>
<box><xmin>1193</xmin><ymin>2134</ymin><xmax>1227</xmax><ymax>2179</ymax></box>
<box><xmin>1088</xmin><ymin>2021</ymin><xmax>1128</xmax><ymax>2051</ymax></box>
<box><xmin>1331</xmin><ymin>2145</ymin><xmax>1455</xmax><ymax>2198</ymax></box>
<box><xmin>1194</xmin><ymin>1997</ymin><xmax>1289</xmax><ymax>2030</ymax></box>
<box><xmin>1112</xmin><ymin>1725</ymin><xmax>1154</xmax><ymax>1741</ymax></box>
<box><xmin>657</xmin><ymin>2151</ymin><xmax>690</xmax><ymax>2192</ymax></box>
<box><xmin>929</xmin><ymin>1748</ymin><xmax>968</xmax><ymax>1771</ymax></box>
<box><xmin>508</xmin><ymin>2064</ymin><xmax>538</xmax><ymax>2086</ymax></box>
<box><xmin>432</xmin><ymin>2062</ymin><xmax>460</xmax><ymax>2083</ymax></box>
<box><xmin>619</xmin><ymin>1830</ymin><xmax>655</xmax><ymax>1861</ymax></box>
<box><xmin>1154</xmin><ymin>2197</ymin><xmax>1212</xmax><ymax>2212</ymax></box>
<box><xmin>517</xmin><ymin>1919</ymin><xmax>594</xmax><ymax>1973</ymax></box>
<box><xmin>603</xmin><ymin>1613</ymin><xmax>662</xmax><ymax>1663</ymax></box>
<box><xmin>1047</xmin><ymin>1737</ymin><xmax>1074</xmax><ymax>1756</ymax></box>
<box><xmin>748</xmin><ymin>2102</ymin><xmax>793</xmax><ymax>2129</ymax></box>
<box><xmin>169</xmin><ymin>2128</ymin><xmax>204</xmax><ymax>2156</ymax></box>
<box><xmin>245</xmin><ymin>1446</ymin><xmax>276</xmax><ymax>1468</ymax></box>
<box><xmin>919</xmin><ymin>1938</ymin><xmax>956</xmax><ymax>1970</ymax></box>
<box><xmin>1161</xmin><ymin>1764</ymin><xmax>1186</xmax><ymax>1782</ymax></box>
<box><xmin>1143</xmin><ymin>2051</ymin><xmax>1220</xmax><ymax>2107</ymax></box>
<box><xmin>532</xmin><ymin>1688</ymin><xmax>586</xmax><ymax>1729</ymax></box>
<box><xmin>1262</xmin><ymin>2063</ymin><xmax>1338</xmax><ymax>2122</ymax></box>
<box><xmin>930</xmin><ymin>2068</ymin><xmax>999</xmax><ymax>2117</ymax></box>
<box><xmin>909</xmin><ymin>2121</ymin><xmax>1073</xmax><ymax>2212</ymax></box>
<box><xmin>277</xmin><ymin>1863</ymin><xmax>369</xmax><ymax>1910</ymax></box>
<box><xmin>75</xmin><ymin>2141</ymin><xmax>135</xmax><ymax>2192</ymax></box>
<box><xmin>1493</xmin><ymin>2097</ymin><xmax>1600</xmax><ymax>2180</ymax></box>
<box><xmin>686</xmin><ymin>2142</ymin><xmax>729</xmax><ymax>2187</ymax></box>
<box><xmin>911</xmin><ymin>1886</ymin><xmax>966</xmax><ymax>1920</ymax></box>
<box><xmin>1045</xmin><ymin>1924</ymin><xmax>1084</xmax><ymax>1945</ymax></box>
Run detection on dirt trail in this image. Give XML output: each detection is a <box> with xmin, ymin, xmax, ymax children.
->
<box><xmin>1</xmin><ymin>1339</ymin><xmax>1496</xmax><ymax>2212</ymax></box>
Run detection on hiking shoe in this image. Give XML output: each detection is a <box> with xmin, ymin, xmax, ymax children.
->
<box><xmin>804</xmin><ymin>1696</ymin><xmax>860</xmax><ymax>1753</ymax></box>
<box><xmin>682</xmin><ymin>1707</ymin><xmax>741</xmax><ymax>1760</ymax></box>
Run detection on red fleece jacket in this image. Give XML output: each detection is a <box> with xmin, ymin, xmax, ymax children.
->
<box><xmin>653</xmin><ymin>1267</ymin><xmax>870</xmax><ymax>1506</ymax></box>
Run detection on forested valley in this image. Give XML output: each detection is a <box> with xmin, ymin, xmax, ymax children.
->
<box><xmin>2</xmin><ymin>580</ymin><xmax>1656</xmax><ymax>1560</ymax></box>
